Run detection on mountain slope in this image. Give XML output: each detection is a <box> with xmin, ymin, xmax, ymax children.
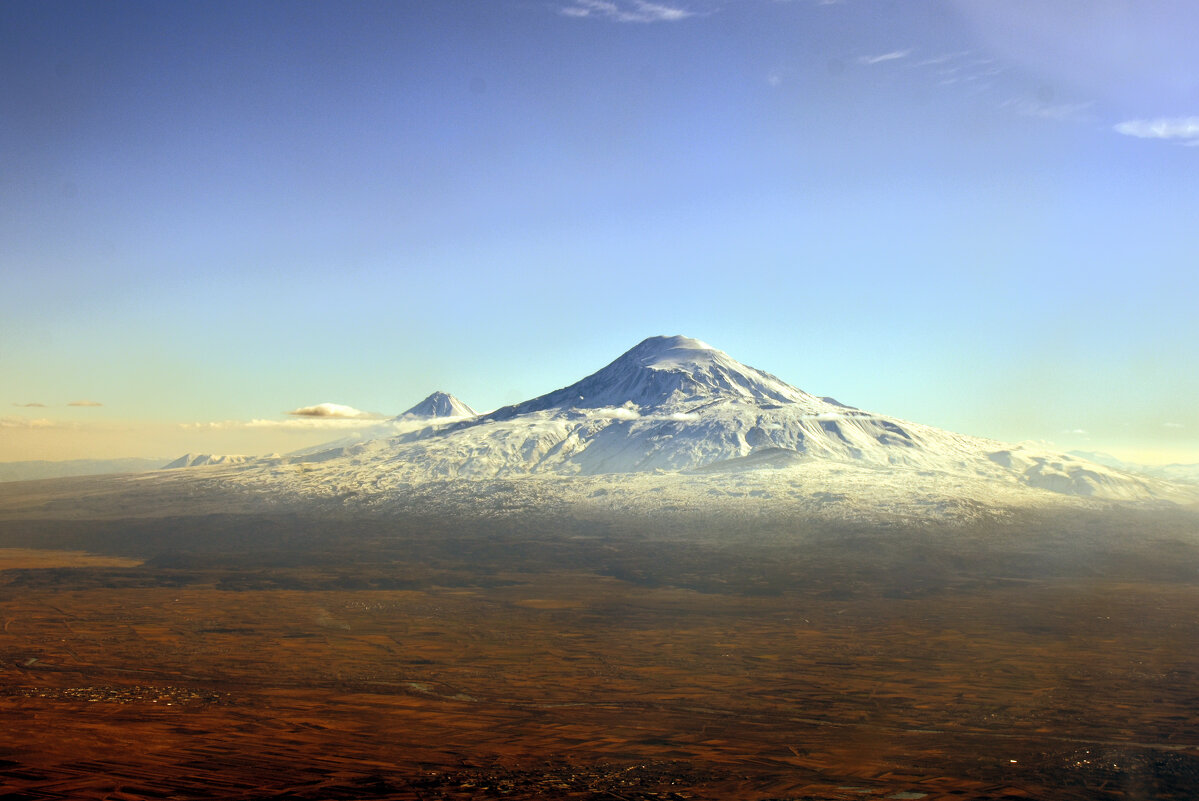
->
<box><xmin>163</xmin><ymin>453</ymin><xmax>258</xmax><ymax>469</ymax></box>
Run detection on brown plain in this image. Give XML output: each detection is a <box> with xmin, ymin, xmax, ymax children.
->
<box><xmin>1</xmin><ymin>507</ymin><xmax>1197</xmax><ymax>800</ymax></box>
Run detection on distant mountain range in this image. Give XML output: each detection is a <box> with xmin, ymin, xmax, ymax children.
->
<box><xmin>1068</xmin><ymin>451</ymin><xmax>1199</xmax><ymax>485</ymax></box>
<box><xmin>0</xmin><ymin>457</ymin><xmax>168</xmax><ymax>484</ymax></box>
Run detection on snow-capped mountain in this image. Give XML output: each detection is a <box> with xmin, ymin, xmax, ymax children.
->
<box><xmin>489</xmin><ymin>336</ymin><xmax>822</xmax><ymax>416</ymax></box>
<box><xmin>138</xmin><ymin>334</ymin><xmax>1192</xmax><ymax>524</ymax></box>
<box><xmin>273</xmin><ymin>391</ymin><xmax>479</xmax><ymax>462</ymax></box>
<box><xmin>204</xmin><ymin>335</ymin><xmax>1184</xmax><ymax>510</ymax></box>
<box><xmin>391</xmin><ymin>335</ymin><xmax>900</xmax><ymax>476</ymax></box>
<box><xmin>399</xmin><ymin>391</ymin><xmax>477</xmax><ymax>419</ymax></box>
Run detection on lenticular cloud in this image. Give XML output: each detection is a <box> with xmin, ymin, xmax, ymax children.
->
<box><xmin>287</xmin><ymin>403</ymin><xmax>378</xmax><ymax>419</ymax></box>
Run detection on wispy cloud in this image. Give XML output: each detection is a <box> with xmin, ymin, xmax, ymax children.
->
<box><xmin>595</xmin><ymin>406</ymin><xmax>641</xmax><ymax>420</ymax></box>
<box><xmin>916</xmin><ymin>52</ymin><xmax>969</xmax><ymax>67</ymax></box>
<box><xmin>67</xmin><ymin>400</ymin><xmax>103</xmax><ymax>407</ymax></box>
<box><xmin>559</xmin><ymin>0</ymin><xmax>694</xmax><ymax>23</ymax></box>
<box><xmin>0</xmin><ymin>416</ymin><xmax>56</xmax><ymax>429</ymax></box>
<box><xmin>286</xmin><ymin>403</ymin><xmax>382</xmax><ymax>420</ymax></box>
<box><xmin>250</xmin><ymin>417</ymin><xmax>384</xmax><ymax>429</ymax></box>
<box><xmin>1114</xmin><ymin>117</ymin><xmax>1199</xmax><ymax>145</ymax></box>
<box><xmin>1001</xmin><ymin>97</ymin><xmax>1094</xmax><ymax>122</ymax></box>
<box><xmin>183</xmin><ymin>416</ymin><xmax>388</xmax><ymax>432</ymax></box>
<box><xmin>585</xmin><ymin>407</ymin><xmax>704</xmax><ymax>423</ymax></box>
<box><xmin>12</xmin><ymin>402</ymin><xmax>46</xmax><ymax>408</ymax></box>
<box><xmin>858</xmin><ymin>49</ymin><xmax>911</xmax><ymax>66</ymax></box>
<box><xmin>908</xmin><ymin>50</ymin><xmax>1006</xmax><ymax>95</ymax></box>
<box><xmin>1164</xmin><ymin>422</ymin><xmax>1185</xmax><ymax>429</ymax></box>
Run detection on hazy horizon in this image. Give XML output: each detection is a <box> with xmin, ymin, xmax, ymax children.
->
<box><xmin>3</xmin><ymin>1</ymin><xmax>1197</xmax><ymax>464</ymax></box>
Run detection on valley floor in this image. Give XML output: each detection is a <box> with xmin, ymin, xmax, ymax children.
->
<box><xmin>1</xmin><ymin>509</ymin><xmax>1198</xmax><ymax>800</ymax></box>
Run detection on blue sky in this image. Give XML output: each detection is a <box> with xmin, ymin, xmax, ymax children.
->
<box><xmin>2</xmin><ymin>0</ymin><xmax>1196</xmax><ymax>462</ymax></box>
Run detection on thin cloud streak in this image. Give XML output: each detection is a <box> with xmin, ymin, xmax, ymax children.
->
<box><xmin>0</xmin><ymin>417</ymin><xmax>57</xmax><ymax>429</ymax></box>
<box><xmin>559</xmin><ymin>0</ymin><xmax>694</xmax><ymax>23</ymax></box>
<box><xmin>858</xmin><ymin>49</ymin><xmax>911</xmax><ymax>66</ymax></box>
<box><xmin>915</xmin><ymin>52</ymin><xmax>969</xmax><ymax>67</ymax></box>
<box><xmin>67</xmin><ymin>400</ymin><xmax>103</xmax><ymax>407</ymax></box>
<box><xmin>1001</xmin><ymin>97</ymin><xmax>1094</xmax><ymax>122</ymax></box>
<box><xmin>182</xmin><ymin>417</ymin><xmax>389</xmax><ymax>432</ymax></box>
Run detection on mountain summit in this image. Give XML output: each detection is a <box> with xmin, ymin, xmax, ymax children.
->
<box><xmin>491</xmin><ymin>335</ymin><xmax>821</xmax><ymax>418</ymax></box>
<box><xmin>399</xmin><ymin>391</ymin><xmax>477</xmax><ymax>419</ymax></box>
